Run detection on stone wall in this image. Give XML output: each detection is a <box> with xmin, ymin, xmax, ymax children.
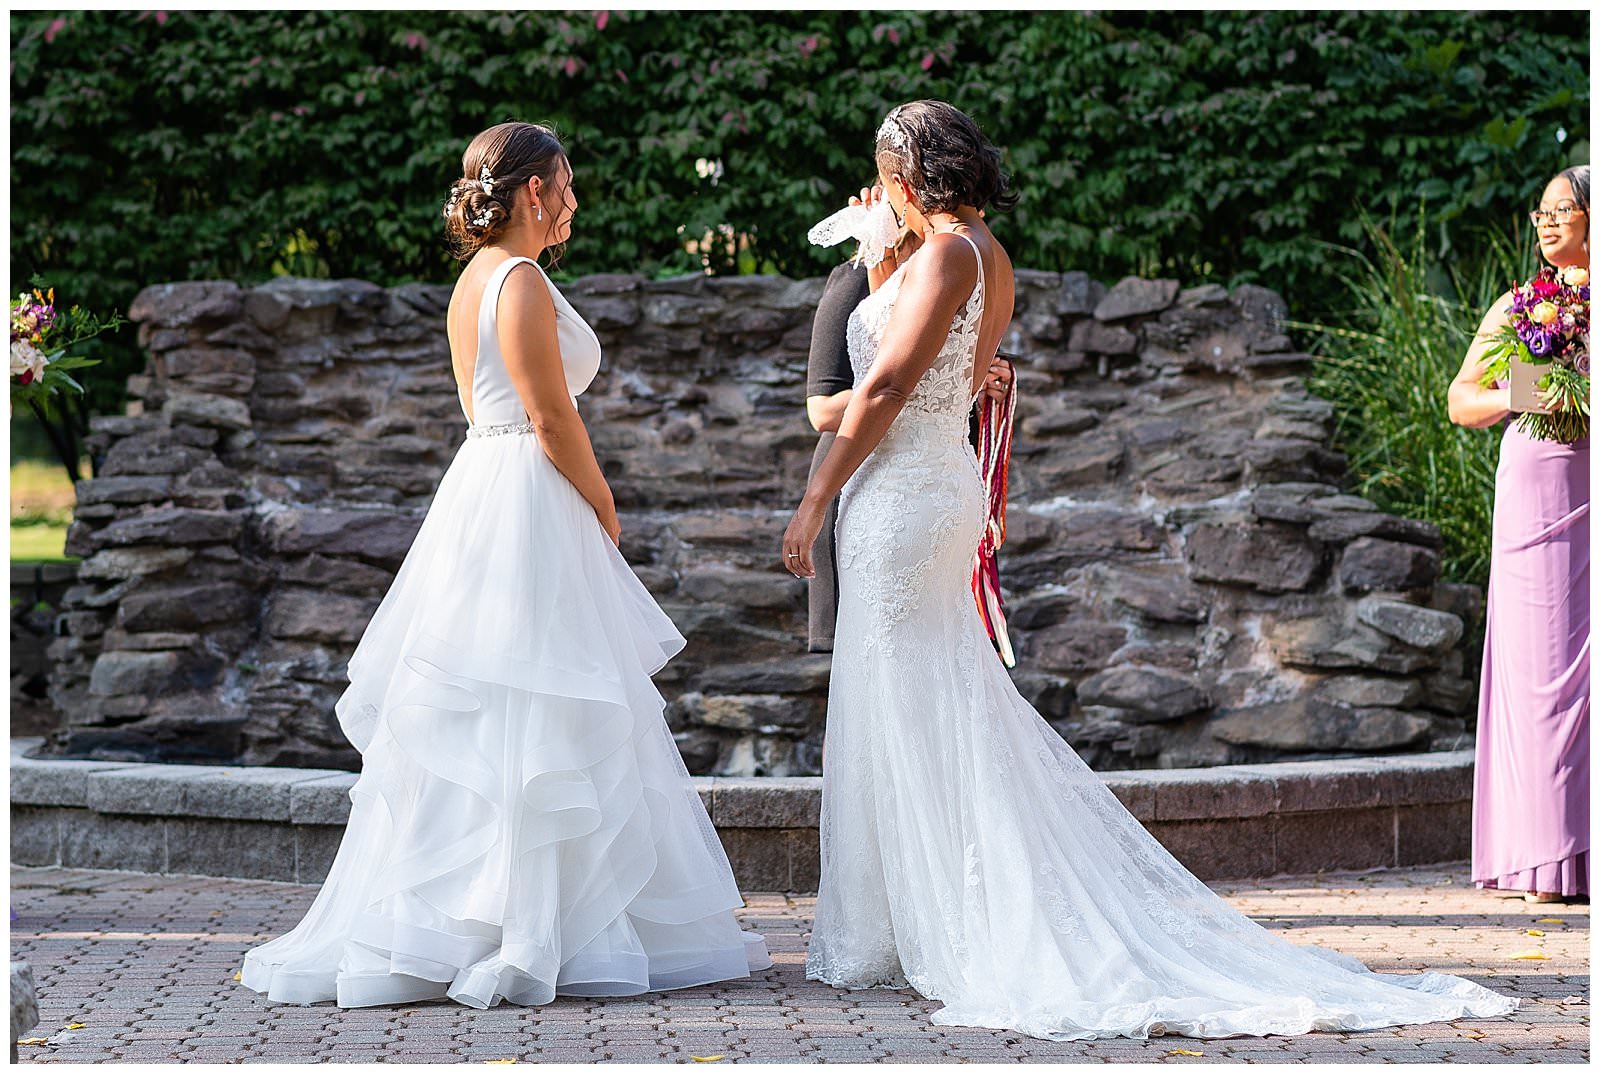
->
<box><xmin>11</xmin><ymin>737</ymin><xmax>1478</xmax><ymax>889</ymax></box>
<box><xmin>43</xmin><ymin>269</ymin><xmax>1482</xmax><ymax>774</ymax></box>
<box><xmin>11</xmin><ymin>563</ymin><xmax>77</xmax><ymax>738</ymax></box>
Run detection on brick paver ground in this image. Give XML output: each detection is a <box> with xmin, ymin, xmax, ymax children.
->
<box><xmin>10</xmin><ymin>862</ymin><xmax>1588</xmax><ymax>1064</ymax></box>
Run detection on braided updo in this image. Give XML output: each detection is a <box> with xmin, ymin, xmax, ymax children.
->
<box><xmin>442</xmin><ymin>121</ymin><xmax>567</xmax><ymax>260</ymax></box>
<box><xmin>874</xmin><ymin>100</ymin><xmax>1017</xmax><ymax>216</ymax></box>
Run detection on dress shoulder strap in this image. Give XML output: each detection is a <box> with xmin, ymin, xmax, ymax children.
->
<box><xmin>476</xmin><ymin>255</ymin><xmax>539</xmax><ymax>357</ymax></box>
<box><xmin>953</xmin><ymin>231</ymin><xmax>985</xmax><ymax>308</ymax></box>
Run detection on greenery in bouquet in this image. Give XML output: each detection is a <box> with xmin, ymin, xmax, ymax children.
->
<box><xmin>10</xmin><ymin>281</ymin><xmax>125</xmax><ymax>482</ymax></box>
<box><xmin>1477</xmin><ymin>264</ymin><xmax>1591</xmax><ymax>442</ymax></box>
<box><xmin>10</xmin><ymin>285</ymin><xmax>121</xmax><ymax>408</ymax></box>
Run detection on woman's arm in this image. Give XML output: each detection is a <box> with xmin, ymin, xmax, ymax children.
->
<box><xmin>1447</xmin><ymin>289</ymin><xmax>1515</xmax><ymax>430</ymax></box>
<box><xmin>866</xmin><ymin>228</ymin><xmax>925</xmax><ymax>294</ymax></box>
<box><xmin>850</xmin><ymin>185</ymin><xmax>923</xmax><ymax>294</ymax></box>
<box><xmin>806</xmin><ymin>389</ymin><xmax>852</xmax><ymax>432</ymax></box>
<box><xmin>805</xmin><ymin>263</ymin><xmax>866</xmax><ymax>430</ymax></box>
<box><xmin>497</xmin><ymin>264</ymin><xmax>621</xmax><ymax>544</ymax></box>
<box><xmin>867</xmin><ymin>247</ymin><xmax>902</xmax><ymax>293</ymax></box>
<box><xmin>782</xmin><ymin>234</ymin><xmax>980</xmax><ymax>575</ymax></box>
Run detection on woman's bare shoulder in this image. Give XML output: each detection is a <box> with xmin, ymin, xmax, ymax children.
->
<box><xmin>906</xmin><ymin>232</ymin><xmax>982</xmax><ymax>289</ymax></box>
<box><xmin>496</xmin><ymin>259</ymin><xmax>555</xmax><ymax>317</ymax></box>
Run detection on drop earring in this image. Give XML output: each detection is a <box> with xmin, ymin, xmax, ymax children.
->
<box><xmin>537</xmin><ymin>203</ymin><xmax>543</xmax><ymax>222</ymax></box>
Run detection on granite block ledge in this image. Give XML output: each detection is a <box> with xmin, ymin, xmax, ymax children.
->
<box><xmin>10</xmin><ymin>739</ymin><xmax>1477</xmax><ymax>888</ymax></box>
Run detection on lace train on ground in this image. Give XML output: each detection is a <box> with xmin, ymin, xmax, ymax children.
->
<box><xmin>806</xmin><ymin>234</ymin><xmax>1517</xmax><ymax>1040</ymax></box>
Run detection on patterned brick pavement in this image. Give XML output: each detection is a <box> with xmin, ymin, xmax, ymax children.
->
<box><xmin>10</xmin><ymin>863</ymin><xmax>1588</xmax><ymax>1064</ymax></box>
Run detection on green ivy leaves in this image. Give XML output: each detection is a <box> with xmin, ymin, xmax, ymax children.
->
<box><xmin>6</xmin><ymin>10</ymin><xmax>1589</xmax><ymax>417</ymax></box>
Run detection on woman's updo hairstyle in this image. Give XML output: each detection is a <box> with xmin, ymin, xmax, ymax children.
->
<box><xmin>442</xmin><ymin>121</ymin><xmax>566</xmax><ymax>260</ymax></box>
<box><xmin>874</xmin><ymin>100</ymin><xmax>1017</xmax><ymax>216</ymax></box>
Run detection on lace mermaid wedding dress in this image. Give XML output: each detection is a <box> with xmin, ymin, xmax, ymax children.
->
<box><xmin>241</xmin><ymin>255</ymin><xmax>769</xmax><ymax>1008</ymax></box>
<box><xmin>804</xmin><ymin>233</ymin><xmax>1517</xmax><ymax>1040</ymax></box>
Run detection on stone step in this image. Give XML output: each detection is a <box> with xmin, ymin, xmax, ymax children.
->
<box><xmin>9</xmin><ymin>737</ymin><xmax>1474</xmax><ymax>893</ymax></box>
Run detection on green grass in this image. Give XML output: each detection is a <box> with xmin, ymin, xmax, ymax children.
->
<box><xmin>1295</xmin><ymin>212</ymin><xmax>1531</xmax><ymax>588</ymax></box>
<box><xmin>10</xmin><ymin>521</ymin><xmax>71</xmax><ymax>562</ymax></box>
<box><xmin>11</xmin><ymin>458</ymin><xmax>78</xmax><ymax>562</ymax></box>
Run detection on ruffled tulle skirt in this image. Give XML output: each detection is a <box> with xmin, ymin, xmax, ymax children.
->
<box><xmin>240</xmin><ymin>433</ymin><xmax>769</xmax><ymax>1008</ymax></box>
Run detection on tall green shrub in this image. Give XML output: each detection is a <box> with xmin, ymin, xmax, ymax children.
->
<box><xmin>9</xmin><ymin>9</ymin><xmax>1589</xmax><ymax>414</ymax></box>
<box><xmin>1300</xmin><ymin>215</ymin><xmax>1535</xmax><ymax>586</ymax></box>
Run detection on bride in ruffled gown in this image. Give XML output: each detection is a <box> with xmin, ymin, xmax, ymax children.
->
<box><xmin>781</xmin><ymin>99</ymin><xmax>1517</xmax><ymax>1041</ymax></box>
<box><xmin>241</xmin><ymin>122</ymin><xmax>769</xmax><ymax>1009</ymax></box>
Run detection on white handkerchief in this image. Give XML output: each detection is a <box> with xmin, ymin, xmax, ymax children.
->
<box><xmin>807</xmin><ymin>200</ymin><xmax>901</xmax><ymax>267</ymax></box>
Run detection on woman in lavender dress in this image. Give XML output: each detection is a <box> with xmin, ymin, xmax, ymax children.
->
<box><xmin>1449</xmin><ymin>165</ymin><xmax>1590</xmax><ymax>903</ymax></box>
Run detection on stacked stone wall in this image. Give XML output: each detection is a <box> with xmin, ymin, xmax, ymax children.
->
<box><xmin>43</xmin><ymin>270</ymin><xmax>1481</xmax><ymax>773</ymax></box>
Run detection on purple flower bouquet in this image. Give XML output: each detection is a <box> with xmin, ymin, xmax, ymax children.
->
<box><xmin>1478</xmin><ymin>264</ymin><xmax>1590</xmax><ymax>443</ymax></box>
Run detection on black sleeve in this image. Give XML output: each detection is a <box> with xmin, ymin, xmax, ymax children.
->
<box><xmin>806</xmin><ymin>262</ymin><xmax>870</xmax><ymax>398</ymax></box>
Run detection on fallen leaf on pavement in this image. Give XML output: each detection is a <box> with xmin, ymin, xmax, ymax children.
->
<box><xmin>64</xmin><ymin>1023</ymin><xmax>85</xmax><ymax>1030</ymax></box>
<box><xmin>232</xmin><ymin>972</ymin><xmax>242</xmax><ymax>981</ymax></box>
<box><xmin>1168</xmin><ymin>1049</ymin><xmax>1205</xmax><ymax>1057</ymax></box>
<box><xmin>1525</xmin><ymin>929</ymin><xmax>1545</xmax><ymax>937</ymax></box>
<box><xmin>690</xmin><ymin>1056</ymin><xmax>726</xmax><ymax>1063</ymax></box>
<box><xmin>1537</xmin><ymin>918</ymin><xmax>1566</xmax><ymax>925</ymax></box>
<box><xmin>16</xmin><ymin>1038</ymin><xmax>50</xmax><ymax>1046</ymax></box>
<box><xmin>483</xmin><ymin>1060</ymin><xmax>517</xmax><ymax>1065</ymax></box>
<box><xmin>1510</xmin><ymin>950</ymin><xmax>1550</xmax><ymax>960</ymax></box>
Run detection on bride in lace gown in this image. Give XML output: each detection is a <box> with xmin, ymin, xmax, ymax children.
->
<box><xmin>241</xmin><ymin>122</ymin><xmax>768</xmax><ymax>1009</ymax></box>
<box><xmin>780</xmin><ymin>100</ymin><xmax>1516</xmax><ymax>1041</ymax></box>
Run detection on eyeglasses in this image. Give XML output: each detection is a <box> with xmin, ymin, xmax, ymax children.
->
<box><xmin>1528</xmin><ymin>204</ymin><xmax>1586</xmax><ymax>227</ymax></box>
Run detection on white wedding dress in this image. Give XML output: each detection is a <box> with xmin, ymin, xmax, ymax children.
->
<box><xmin>804</xmin><ymin>233</ymin><xmax>1518</xmax><ymax>1040</ymax></box>
<box><xmin>241</xmin><ymin>255</ymin><xmax>769</xmax><ymax>1008</ymax></box>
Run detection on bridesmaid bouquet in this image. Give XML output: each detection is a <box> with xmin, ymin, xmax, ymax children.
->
<box><xmin>1478</xmin><ymin>264</ymin><xmax>1590</xmax><ymax>443</ymax></box>
<box><xmin>9</xmin><ymin>285</ymin><xmax>116</xmax><ymax>408</ymax></box>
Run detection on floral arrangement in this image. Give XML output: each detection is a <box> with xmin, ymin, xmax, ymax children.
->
<box><xmin>1478</xmin><ymin>264</ymin><xmax>1590</xmax><ymax>443</ymax></box>
<box><xmin>10</xmin><ymin>284</ymin><xmax>119</xmax><ymax>409</ymax></box>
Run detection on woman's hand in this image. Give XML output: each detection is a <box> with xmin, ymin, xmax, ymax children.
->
<box><xmin>983</xmin><ymin>356</ymin><xmax>1014</xmax><ymax>402</ymax></box>
<box><xmin>1535</xmin><ymin>381</ymin><xmax>1573</xmax><ymax>413</ymax></box>
<box><xmin>850</xmin><ymin>184</ymin><xmax>884</xmax><ymax>212</ymax></box>
<box><xmin>851</xmin><ymin>184</ymin><xmax>922</xmax><ymax>257</ymax></box>
<box><xmin>599</xmin><ymin>505</ymin><xmax>622</xmax><ymax>547</ymax></box>
<box><xmin>781</xmin><ymin>496</ymin><xmax>827</xmax><ymax>578</ymax></box>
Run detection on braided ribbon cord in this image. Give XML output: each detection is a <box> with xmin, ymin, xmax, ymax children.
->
<box><xmin>971</xmin><ymin>372</ymin><xmax>1017</xmax><ymax>667</ymax></box>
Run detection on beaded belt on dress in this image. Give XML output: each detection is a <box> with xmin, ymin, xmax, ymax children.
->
<box><xmin>466</xmin><ymin>421</ymin><xmax>536</xmax><ymax>439</ymax></box>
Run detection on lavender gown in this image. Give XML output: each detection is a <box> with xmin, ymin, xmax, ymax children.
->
<box><xmin>1472</xmin><ymin>423</ymin><xmax>1591</xmax><ymax>897</ymax></box>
